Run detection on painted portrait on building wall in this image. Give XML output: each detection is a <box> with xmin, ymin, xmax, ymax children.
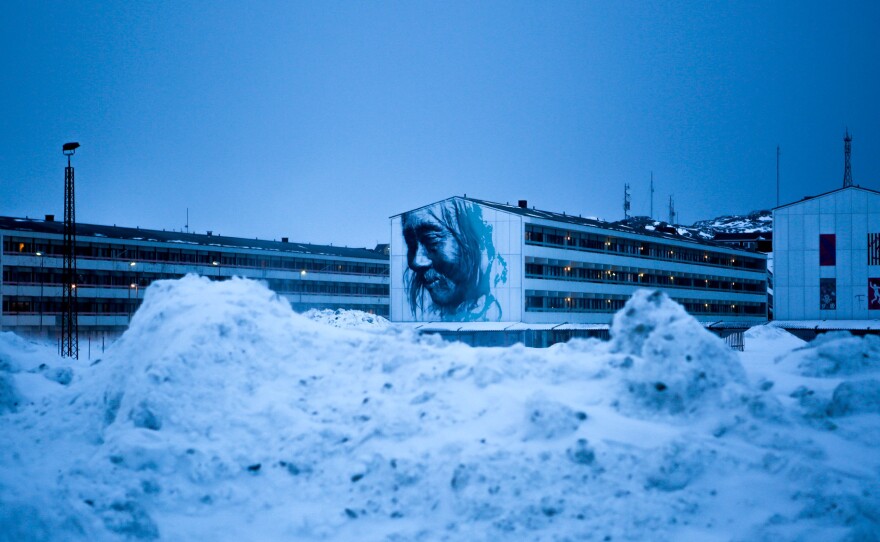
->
<box><xmin>819</xmin><ymin>278</ymin><xmax>836</xmax><ymax>310</ymax></box>
<box><xmin>401</xmin><ymin>199</ymin><xmax>507</xmax><ymax>321</ymax></box>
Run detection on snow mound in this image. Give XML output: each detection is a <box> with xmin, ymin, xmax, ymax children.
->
<box><xmin>0</xmin><ymin>372</ymin><xmax>19</xmax><ymax>414</ymax></box>
<box><xmin>0</xmin><ymin>277</ymin><xmax>878</xmax><ymax>541</ymax></box>
<box><xmin>745</xmin><ymin>325</ymin><xmax>805</xmax><ymax>357</ymax></box>
<box><xmin>781</xmin><ymin>331</ymin><xmax>880</xmax><ymax>376</ymax></box>
<box><xmin>302</xmin><ymin>308</ymin><xmax>391</xmax><ymax>329</ymax></box>
<box><xmin>828</xmin><ymin>379</ymin><xmax>880</xmax><ymax>416</ymax></box>
<box><xmin>612</xmin><ymin>289</ymin><xmax>747</xmax><ymax>416</ymax></box>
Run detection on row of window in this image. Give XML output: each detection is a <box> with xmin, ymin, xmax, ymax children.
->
<box><xmin>2</xmin><ymin>298</ymin><xmax>389</xmax><ymax>317</ymax></box>
<box><xmin>3</xmin><ymin>277</ymin><xmax>390</xmax><ymax>297</ymax></box>
<box><xmin>4</xmin><ymin>238</ymin><xmax>389</xmax><ymax>276</ymax></box>
<box><xmin>4</xmin><ymin>266</ymin><xmax>387</xmax><ymax>291</ymax></box>
<box><xmin>525</xmin><ymin>262</ymin><xmax>765</xmax><ymax>293</ymax></box>
<box><xmin>525</xmin><ymin>291</ymin><xmax>766</xmax><ymax>316</ymax></box>
<box><xmin>524</xmin><ymin>225</ymin><xmax>765</xmax><ymax>271</ymax></box>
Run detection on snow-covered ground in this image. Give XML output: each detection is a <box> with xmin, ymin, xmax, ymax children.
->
<box><xmin>1</xmin><ymin>276</ymin><xmax>878</xmax><ymax>541</ymax></box>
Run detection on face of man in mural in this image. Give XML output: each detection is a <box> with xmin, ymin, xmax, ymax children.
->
<box><xmin>403</xmin><ymin>210</ymin><xmax>468</xmax><ymax>307</ymax></box>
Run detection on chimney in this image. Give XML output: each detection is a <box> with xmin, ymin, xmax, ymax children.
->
<box><xmin>281</xmin><ymin>237</ymin><xmax>289</xmax><ymax>243</ymax></box>
<box><xmin>518</xmin><ymin>200</ymin><xmax>528</xmax><ymax>209</ymax></box>
<box><xmin>45</xmin><ymin>214</ymin><xmax>55</xmax><ymax>222</ymax></box>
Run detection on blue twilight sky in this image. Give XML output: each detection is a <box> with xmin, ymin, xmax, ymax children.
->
<box><xmin>2</xmin><ymin>1</ymin><xmax>879</xmax><ymax>248</ymax></box>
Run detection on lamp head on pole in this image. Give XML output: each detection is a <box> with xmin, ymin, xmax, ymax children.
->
<box><xmin>62</xmin><ymin>142</ymin><xmax>80</xmax><ymax>156</ymax></box>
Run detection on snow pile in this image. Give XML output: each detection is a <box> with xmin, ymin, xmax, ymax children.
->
<box><xmin>781</xmin><ymin>331</ymin><xmax>880</xmax><ymax>377</ymax></box>
<box><xmin>302</xmin><ymin>308</ymin><xmax>391</xmax><ymax>330</ymax></box>
<box><xmin>611</xmin><ymin>290</ymin><xmax>747</xmax><ymax>416</ymax></box>
<box><xmin>0</xmin><ymin>332</ymin><xmax>76</xmax><ymax>413</ymax></box>
<box><xmin>1</xmin><ymin>278</ymin><xmax>878</xmax><ymax>541</ymax></box>
<box><xmin>770</xmin><ymin>331</ymin><xmax>880</xmax><ymax>424</ymax></box>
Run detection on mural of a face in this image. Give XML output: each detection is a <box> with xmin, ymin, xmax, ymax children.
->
<box><xmin>401</xmin><ymin>200</ymin><xmax>506</xmax><ymax>321</ymax></box>
<box><xmin>404</xmin><ymin>210</ymin><xmax>468</xmax><ymax>306</ymax></box>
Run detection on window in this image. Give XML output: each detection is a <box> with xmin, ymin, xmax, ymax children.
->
<box><xmin>819</xmin><ymin>234</ymin><xmax>836</xmax><ymax>266</ymax></box>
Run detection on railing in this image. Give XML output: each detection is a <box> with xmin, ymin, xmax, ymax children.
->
<box><xmin>524</xmin><ymin>272</ymin><xmax>765</xmax><ymax>294</ymax></box>
<box><xmin>524</xmin><ymin>239</ymin><xmax>765</xmax><ymax>272</ymax></box>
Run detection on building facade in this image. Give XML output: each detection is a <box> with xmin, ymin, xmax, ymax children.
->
<box><xmin>391</xmin><ymin>197</ymin><xmax>768</xmax><ymax>326</ymax></box>
<box><xmin>1</xmin><ymin>216</ymin><xmax>389</xmax><ymax>340</ymax></box>
<box><xmin>774</xmin><ymin>186</ymin><xmax>880</xmax><ymax>320</ymax></box>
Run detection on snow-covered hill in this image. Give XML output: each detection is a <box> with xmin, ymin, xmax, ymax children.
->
<box><xmin>616</xmin><ymin>210</ymin><xmax>772</xmax><ymax>242</ymax></box>
<box><xmin>692</xmin><ymin>209</ymin><xmax>773</xmax><ymax>234</ymax></box>
<box><xmin>0</xmin><ymin>276</ymin><xmax>877</xmax><ymax>541</ymax></box>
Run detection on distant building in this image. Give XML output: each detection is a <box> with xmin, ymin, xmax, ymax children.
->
<box><xmin>391</xmin><ymin>197</ymin><xmax>768</xmax><ymax>345</ymax></box>
<box><xmin>712</xmin><ymin>232</ymin><xmax>772</xmax><ymax>253</ymax></box>
<box><xmin>0</xmin><ymin>216</ymin><xmax>389</xmax><ymax>341</ymax></box>
<box><xmin>773</xmin><ymin>185</ymin><xmax>880</xmax><ymax>323</ymax></box>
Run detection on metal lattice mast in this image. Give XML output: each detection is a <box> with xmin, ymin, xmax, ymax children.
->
<box><xmin>668</xmin><ymin>195</ymin><xmax>675</xmax><ymax>225</ymax></box>
<box><xmin>623</xmin><ymin>183</ymin><xmax>631</xmax><ymax>219</ymax></box>
<box><xmin>61</xmin><ymin>142</ymin><xmax>80</xmax><ymax>358</ymax></box>
<box><xmin>843</xmin><ymin>129</ymin><xmax>853</xmax><ymax>187</ymax></box>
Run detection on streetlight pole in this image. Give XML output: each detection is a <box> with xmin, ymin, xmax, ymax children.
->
<box><xmin>61</xmin><ymin>141</ymin><xmax>80</xmax><ymax>359</ymax></box>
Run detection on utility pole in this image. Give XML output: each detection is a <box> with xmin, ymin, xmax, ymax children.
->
<box><xmin>61</xmin><ymin>142</ymin><xmax>80</xmax><ymax>359</ymax></box>
<box><xmin>623</xmin><ymin>183</ymin><xmax>631</xmax><ymax>219</ymax></box>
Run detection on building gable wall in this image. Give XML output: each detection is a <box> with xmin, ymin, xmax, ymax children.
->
<box><xmin>774</xmin><ymin>187</ymin><xmax>880</xmax><ymax>320</ymax></box>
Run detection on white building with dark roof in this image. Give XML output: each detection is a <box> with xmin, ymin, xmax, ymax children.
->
<box><xmin>773</xmin><ymin>185</ymin><xmax>880</xmax><ymax>323</ymax></box>
<box><xmin>390</xmin><ymin>197</ymin><xmax>768</xmax><ymax>341</ymax></box>
<box><xmin>0</xmin><ymin>216</ymin><xmax>389</xmax><ymax>340</ymax></box>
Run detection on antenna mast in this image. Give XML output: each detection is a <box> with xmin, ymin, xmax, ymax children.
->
<box><xmin>623</xmin><ymin>183</ymin><xmax>631</xmax><ymax>219</ymax></box>
<box><xmin>843</xmin><ymin>129</ymin><xmax>853</xmax><ymax>187</ymax></box>
<box><xmin>776</xmin><ymin>145</ymin><xmax>780</xmax><ymax>207</ymax></box>
<box><xmin>668</xmin><ymin>195</ymin><xmax>676</xmax><ymax>225</ymax></box>
<box><xmin>650</xmin><ymin>172</ymin><xmax>654</xmax><ymax>219</ymax></box>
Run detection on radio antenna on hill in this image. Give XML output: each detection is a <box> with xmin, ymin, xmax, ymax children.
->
<box><xmin>843</xmin><ymin>129</ymin><xmax>854</xmax><ymax>188</ymax></box>
<box><xmin>776</xmin><ymin>145</ymin><xmax>781</xmax><ymax>207</ymax></box>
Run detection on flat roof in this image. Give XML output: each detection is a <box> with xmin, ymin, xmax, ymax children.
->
<box><xmin>394</xmin><ymin>196</ymin><xmax>765</xmax><ymax>256</ymax></box>
<box><xmin>397</xmin><ymin>320</ymin><xmax>763</xmax><ymax>332</ymax></box>
<box><xmin>0</xmin><ymin>216</ymin><xmax>388</xmax><ymax>261</ymax></box>
<box><xmin>771</xmin><ymin>319</ymin><xmax>880</xmax><ymax>330</ymax></box>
